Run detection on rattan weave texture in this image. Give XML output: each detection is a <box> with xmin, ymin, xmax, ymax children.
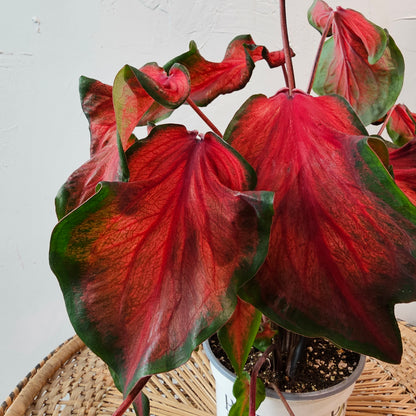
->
<box><xmin>2</xmin><ymin>321</ymin><xmax>415</xmax><ymax>416</ymax></box>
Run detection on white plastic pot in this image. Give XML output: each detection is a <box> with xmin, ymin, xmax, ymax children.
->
<box><xmin>203</xmin><ymin>340</ymin><xmax>366</xmax><ymax>416</ymax></box>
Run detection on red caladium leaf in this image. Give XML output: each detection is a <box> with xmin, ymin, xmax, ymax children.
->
<box><xmin>225</xmin><ymin>89</ymin><xmax>416</xmax><ymax>363</ymax></box>
<box><xmin>164</xmin><ymin>35</ymin><xmax>287</xmax><ymax>107</ymax></box>
<box><xmin>389</xmin><ymin>139</ymin><xmax>416</xmax><ymax>206</ymax></box>
<box><xmin>113</xmin><ymin>63</ymin><xmax>190</xmax><ymax>146</ymax></box>
<box><xmin>387</xmin><ymin>104</ymin><xmax>416</xmax><ymax>146</ymax></box>
<box><xmin>49</xmin><ymin>124</ymin><xmax>274</xmax><ymax>397</ymax></box>
<box><xmin>218</xmin><ymin>298</ymin><xmax>261</xmax><ymax>375</ymax></box>
<box><xmin>311</xmin><ymin>3</ymin><xmax>404</xmax><ymax>126</ymax></box>
<box><xmin>308</xmin><ymin>0</ymin><xmax>333</xmax><ymax>35</ymax></box>
<box><xmin>55</xmin><ymin>77</ymin><xmax>135</xmax><ymax>219</ymax></box>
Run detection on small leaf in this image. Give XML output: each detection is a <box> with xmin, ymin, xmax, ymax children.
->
<box><xmin>229</xmin><ymin>372</ymin><xmax>265</xmax><ymax>416</ymax></box>
<box><xmin>164</xmin><ymin>35</ymin><xmax>286</xmax><ymax>107</ymax></box>
<box><xmin>226</xmin><ymin>89</ymin><xmax>416</xmax><ymax>363</ymax></box>
<box><xmin>50</xmin><ymin>124</ymin><xmax>274</xmax><ymax>397</ymax></box>
<box><xmin>308</xmin><ymin>0</ymin><xmax>333</xmax><ymax>35</ymax></box>
<box><xmin>313</xmin><ymin>7</ymin><xmax>404</xmax><ymax>125</ymax></box>
<box><xmin>254</xmin><ymin>320</ymin><xmax>278</xmax><ymax>352</ymax></box>
<box><xmin>218</xmin><ymin>299</ymin><xmax>262</xmax><ymax>375</ymax></box>
<box><xmin>387</xmin><ymin>104</ymin><xmax>416</xmax><ymax>146</ymax></box>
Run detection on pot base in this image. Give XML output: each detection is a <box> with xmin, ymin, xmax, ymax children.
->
<box><xmin>203</xmin><ymin>340</ymin><xmax>366</xmax><ymax>416</ymax></box>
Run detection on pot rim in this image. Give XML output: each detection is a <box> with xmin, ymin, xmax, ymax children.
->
<box><xmin>202</xmin><ymin>340</ymin><xmax>366</xmax><ymax>401</ymax></box>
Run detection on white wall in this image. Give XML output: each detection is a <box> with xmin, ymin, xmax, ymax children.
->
<box><xmin>1</xmin><ymin>0</ymin><xmax>415</xmax><ymax>401</ymax></box>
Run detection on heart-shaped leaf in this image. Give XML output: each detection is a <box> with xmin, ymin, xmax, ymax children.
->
<box><xmin>55</xmin><ymin>77</ymin><xmax>135</xmax><ymax>219</ymax></box>
<box><xmin>387</xmin><ymin>104</ymin><xmax>416</xmax><ymax>146</ymax></box>
<box><xmin>389</xmin><ymin>139</ymin><xmax>416</xmax><ymax>206</ymax></box>
<box><xmin>164</xmin><ymin>35</ymin><xmax>287</xmax><ymax>107</ymax></box>
<box><xmin>218</xmin><ymin>299</ymin><xmax>261</xmax><ymax>375</ymax></box>
<box><xmin>49</xmin><ymin>124</ymin><xmax>274</xmax><ymax>396</ymax></box>
<box><xmin>225</xmin><ymin>89</ymin><xmax>416</xmax><ymax>363</ymax></box>
<box><xmin>312</xmin><ymin>4</ymin><xmax>404</xmax><ymax>125</ymax></box>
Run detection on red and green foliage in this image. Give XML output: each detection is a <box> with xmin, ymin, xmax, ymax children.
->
<box><xmin>226</xmin><ymin>89</ymin><xmax>416</xmax><ymax>363</ymax></box>
<box><xmin>49</xmin><ymin>1</ymin><xmax>416</xmax><ymax>416</ymax></box>
<box><xmin>309</xmin><ymin>0</ymin><xmax>404</xmax><ymax>126</ymax></box>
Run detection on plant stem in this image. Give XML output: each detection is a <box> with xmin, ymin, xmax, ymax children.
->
<box><xmin>270</xmin><ymin>383</ymin><xmax>296</xmax><ymax>416</ymax></box>
<box><xmin>249</xmin><ymin>343</ymin><xmax>295</xmax><ymax>416</ymax></box>
<box><xmin>112</xmin><ymin>375</ymin><xmax>151</xmax><ymax>416</ymax></box>
<box><xmin>281</xmin><ymin>64</ymin><xmax>289</xmax><ymax>88</ymax></box>
<box><xmin>378</xmin><ymin>106</ymin><xmax>395</xmax><ymax>136</ymax></box>
<box><xmin>279</xmin><ymin>0</ymin><xmax>295</xmax><ymax>95</ymax></box>
<box><xmin>307</xmin><ymin>12</ymin><xmax>334</xmax><ymax>94</ymax></box>
<box><xmin>249</xmin><ymin>344</ymin><xmax>276</xmax><ymax>416</ymax></box>
<box><xmin>186</xmin><ymin>98</ymin><xmax>223</xmax><ymax>137</ymax></box>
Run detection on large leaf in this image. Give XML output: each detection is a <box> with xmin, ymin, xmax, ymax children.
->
<box><xmin>218</xmin><ymin>298</ymin><xmax>261</xmax><ymax>375</ymax></box>
<box><xmin>49</xmin><ymin>124</ymin><xmax>274</xmax><ymax>396</ymax></box>
<box><xmin>387</xmin><ymin>104</ymin><xmax>416</xmax><ymax>146</ymax></box>
<box><xmin>225</xmin><ymin>89</ymin><xmax>416</xmax><ymax>363</ymax></box>
<box><xmin>312</xmin><ymin>3</ymin><xmax>404</xmax><ymax>125</ymax></box>
<box><xmin>389</xmin><ymin>139</ymin><xmax>416</xmax><ymax>206</ymax></box>
<box><xmin>164</xmin><ymin>35</ymin><xmax>287</xmax><ymax>107</ymax></box>
<box><xmin>55</xmin><ymin>77</ymin><xmax>134</xmax><ymax>219</ymax></box>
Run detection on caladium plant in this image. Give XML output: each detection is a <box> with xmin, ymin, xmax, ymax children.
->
<box><xmin>49</xmin><ymin>0</ymin><xmax>416</xmax><ymax>415</ymax></box>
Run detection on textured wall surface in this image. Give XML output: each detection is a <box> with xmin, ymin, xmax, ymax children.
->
<box><xmin>1</xmin><ymin>0</ymin><xmax>415</xmax><ymax>401</ymax></box>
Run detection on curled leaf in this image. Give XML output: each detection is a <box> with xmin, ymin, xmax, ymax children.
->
<box><xmin>164</xmin><ymin>35</ymin><xmax>287</xmax><ymax>106</ymax></box>
<box><xmin>113</xmin><ymin>63</ymin><xmax>190</xmax><ymax>146</ymax></box>
<box><xmin>133</xmin><ymin>63</ymin><xmax>190</xmax><ymax>109</ymax></box>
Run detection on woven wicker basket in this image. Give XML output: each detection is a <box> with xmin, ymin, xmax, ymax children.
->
<box><xmin>2</xmin><ymin>320</ymin><xmax>416</xmax><ymax>416</ymax></box>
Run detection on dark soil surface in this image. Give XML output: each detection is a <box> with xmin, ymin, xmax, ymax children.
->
<box><xmin>208</xmin><ymin>335</ymin><xmax>360</xmax><ymax>393</ymax></box>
